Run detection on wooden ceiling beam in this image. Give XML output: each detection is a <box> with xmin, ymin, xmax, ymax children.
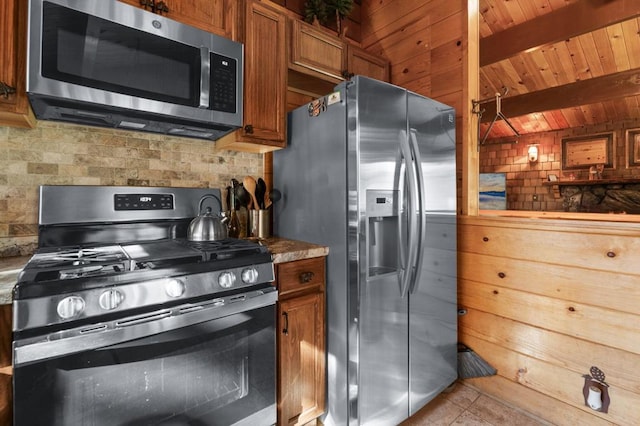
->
<box><xmin>479</xmin><ymin>67</ymin><xmax>640</xmax><ymax>123</ymax></box>
<box><xmin>480</xmin><ymin>0</ymin><xmax>640</xmax><ymax>67</ymax></box>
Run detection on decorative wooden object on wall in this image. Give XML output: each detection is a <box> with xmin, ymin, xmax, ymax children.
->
<box><xmin>561</xmin><ymin>133</ymin><xmax>614</xmax><ymax>170</ymax></box>
<box><xmin>625</xmin><ymin>128</ymin><xmax>640</xmax><ymax>168</ymax></box>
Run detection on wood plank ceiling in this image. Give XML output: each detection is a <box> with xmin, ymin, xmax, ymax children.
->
<box><xmin>477</xmin><ymin>0</ymin><xmax>640</xmax><ymax>141</ymax></box>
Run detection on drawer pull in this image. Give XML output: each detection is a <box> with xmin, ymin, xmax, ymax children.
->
<box><xmin>299</xmin><ymin>271</ymin><xmax>315</xmax><ymax>283</ymax></box>
<box><xmin>282</xmin><ymin>312</ymin><xmax>289</xmax><ymax>335</ymax></box>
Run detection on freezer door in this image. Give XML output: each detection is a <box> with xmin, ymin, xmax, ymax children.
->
<box><xmin>407</xmin><ymin>92</ymin><xmax>458</xmax><ymax>415</ymax></box>
<box><xmin>355</xmin><ymin>77</ymin><xmax>410</xmax><ymax>425</ymax></box>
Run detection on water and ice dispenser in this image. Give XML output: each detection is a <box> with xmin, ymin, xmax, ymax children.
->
<box><xmin>366</xmin><ymin>190</ymin><xmax>399</xmax><ymax>277</ymax></box>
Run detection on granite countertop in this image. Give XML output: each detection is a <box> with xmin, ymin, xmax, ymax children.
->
<box><xmin>0</xmin><ymin>256</ymin><xmax>29</xmax><ymax>305</ymax></box>
<box><xmin>0</xmin><ymin>237</ymin><xmax>328</xmax><ymax>305</ymax></box>
<box><xmin>260</xmin><ymin>237</ymin><xmax>329</xmax><ymax>264</ymax></box>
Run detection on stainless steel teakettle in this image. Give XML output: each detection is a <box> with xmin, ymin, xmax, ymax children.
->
<box><xmin>187</xmin><ymin>194</ymin><xmax>228</xmax><ymax>241</ymax></box>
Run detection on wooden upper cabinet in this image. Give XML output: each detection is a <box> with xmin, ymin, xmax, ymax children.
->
<box><xmin>347</xmin><ymin>44</ymin><xmax>390</xmax><ymax>82</ymax></box>
<box><xmin>118</xmin><ymin>0</ymin><xmax>238</xmax><ymax>40</ymax></box>
<box><xmin>0</xmin><ymin>0</ymin><xmax>35</xmax><ymax>129</ymax></box>
<box><xmin>290</xmin><ymin>19</ymin><xmax>346</xmax><ymax>83</ymax></box>
<box><xmin>289</xmin><ymin>18</ymin><xmax>389</xmax><ymax>84</ymax></box>
<box><xmin>217</xmin><ymin>0</ymin><xmax>288</xmax><ymax>153</ymax></box>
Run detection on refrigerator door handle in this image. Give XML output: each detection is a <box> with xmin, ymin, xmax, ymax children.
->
<box><xmin>398</xmin><ymin>130</ymin><xmax>419</xmax><ymax>298</ymax></box>
<box><xmin>396</xmin><ymin>147</ymin><xmax>408</xmax><ymax>294</ymax></box>
<box><xmin>407</xmin><ymin>129</ymin><xmax>427</xmax><ymax>295</ymax></box>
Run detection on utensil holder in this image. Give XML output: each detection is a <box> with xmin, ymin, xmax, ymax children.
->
<box><xmin>249</xmin><ymin>209</ymin><xmax>270</xmax><ymax>239</ymax></box>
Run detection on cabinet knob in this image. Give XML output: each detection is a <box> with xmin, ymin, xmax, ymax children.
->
<box><xmin>0</xmin><ymin>81</ymin><xmax>16</xmax><ymax>99</ymax></box>
<box><xmin>140</xmin><ymin>0</ymin><xmax>170</xmax><ymax>14</ymax></box>
<box><xmin>341</xmin><ymin>70</ymin><xmax>355</xmax><ymax>80</ymax></box>
<box><xmin>157</xmin><ymin>1</ymin><xmax>169</xmax><ymax>13</ymax></box>
<box><xmin>244</xmin><ymin>124</ymin><xmax>254</xmax><ymax>134</ymax></box>
<box><xmin>299</xmin><ymin>271</ymin><xmax>314</xmax><ymax>283</ymax></box>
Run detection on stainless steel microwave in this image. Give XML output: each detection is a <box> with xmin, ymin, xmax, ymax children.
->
<box><xmin>27</xmin><ymin>0</ymin><xmax>243</xmax><ymax>141</ymax></box>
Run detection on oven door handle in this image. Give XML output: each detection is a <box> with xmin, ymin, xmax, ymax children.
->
<box><xmin>13</xmin><ymin>287</ymin><xmax>277</xmax><ymax>367</ymax></box>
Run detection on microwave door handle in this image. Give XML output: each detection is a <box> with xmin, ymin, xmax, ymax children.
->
<box><xmin>199</xmin><ymin>47</ymin><xmax>210</xmax><ymax>108</ymax></box>
<box><xmin>408</xmin><ymin>129</ymin><xmax>426</xmax><ymax>295</ymax></box>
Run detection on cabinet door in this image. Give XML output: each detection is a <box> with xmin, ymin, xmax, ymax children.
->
<box><xmin>0</xmin><ymin>0</ymin><xmax>35</xmax><ymax>128</ymax></box>
<box><xmin>278</xmin><ymin>292</ymin><xmax>325</xmax><ymax>426</ymax></box>
<box><xmin>290</xmin><ymin>19</ymin><xmax>346</xmax><ymax>82</ymax></box>
<box><xmin>236</xmin><ymin>0</ymin><xmax>287</xmax><ymax>148</ymax></box>
<box><xmin>118</xmin><ymin>0</ymin><xmax>238</xmax><ymax>39</ymax></box>
<box><xmin>0</xmin><ymin>304</ymin><xmax>12</xmax><ymax>425</ymax></box>
<box><xmin>348</xmin><ymin>45</ymin><xmax>390</xmax><ymax>82</ymax></box>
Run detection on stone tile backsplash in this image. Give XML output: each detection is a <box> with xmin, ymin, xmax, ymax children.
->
<box><xmin>0</xmin><ymin>121</ymin><xmax>263</xmax><ymax>257</ymax></box>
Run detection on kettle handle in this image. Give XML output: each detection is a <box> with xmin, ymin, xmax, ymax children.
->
<box><xmin>198</xmin><ymin>194</ymin><xmax>223</xmax><ymax>214</ymax></box>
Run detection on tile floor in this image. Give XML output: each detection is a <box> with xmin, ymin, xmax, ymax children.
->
<box><xmin>308</xmin><ymin>381</ymin><xmax>550</xmax><ymax>426</ymax></box>
<box><xmin>401</xmin><ymin>381</ymin><xmax>550</xmax><ymax>426</ymax></box>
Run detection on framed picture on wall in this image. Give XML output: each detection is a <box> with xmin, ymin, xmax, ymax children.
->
<box><xmin>561</xmin><ymin>133</ymin><xmax>614</xmax><ymax>170</ymax></box>
<box><xmin>625</xmin><ymin>128</ymin><xmax>640</xmax><ymax>168</ymax></box>
<box><xmin>479</xmin><ymin>173</ymin><xmax>506</xmax><ymax>210</ymax></box>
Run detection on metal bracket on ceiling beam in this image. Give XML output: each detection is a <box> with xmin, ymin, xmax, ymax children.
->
<box><xmin>472</xmin><ymin>88</ymin><xmax>521</xmax><ymax>148</ymax></box>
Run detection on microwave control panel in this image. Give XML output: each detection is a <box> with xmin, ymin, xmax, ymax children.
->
<box><xmin>210</xmin><ymin>53</ymin><xmax>237</xmax><ymax>113</ymax></box>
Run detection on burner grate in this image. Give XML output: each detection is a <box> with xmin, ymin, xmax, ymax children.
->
<box><xmin>178</xmin><ymin>238</ymin><xmax>267</xmax><ymax>261</ymax></box>
<box><xmin>29</xmin><ymin>246</ymin><xmax>130</xmax><ymax>269</ymax></box>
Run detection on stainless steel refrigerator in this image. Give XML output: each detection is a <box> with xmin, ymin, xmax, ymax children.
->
<box><xmin>273</xmin><ymin>76</ymin><xmax>457</xmax><ymax>426</ymax></box>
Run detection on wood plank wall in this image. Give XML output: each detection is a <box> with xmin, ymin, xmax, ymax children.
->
<box><xmin>362</xmin><ymin>1</ymin><xmax>640</xmax><ymax>425</ymax></box>
<box><xmin>459</xmin><ymin>216</ymin><xmax>640</xmax><ymax>425</ymax></box>
<box><xmin>361</xmin><ymin>0</ymin><xmax>466</xmax><ymax>113</ymax></box>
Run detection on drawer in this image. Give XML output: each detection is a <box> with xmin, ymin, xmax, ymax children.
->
<box><xmin>276</xmin><ymin>257</ymin><xmax>325</xmax><ymax>296</ymax></box>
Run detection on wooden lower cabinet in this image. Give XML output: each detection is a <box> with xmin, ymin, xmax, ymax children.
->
<box><xmin>275</xmin><ymin>257</ymin><xmax>326</xmax><ymax>426</ymax></box>
<box><xmin>0</xmin><ymin>304</ymin><xmax>12</xmax><ymax>426</ymax></box>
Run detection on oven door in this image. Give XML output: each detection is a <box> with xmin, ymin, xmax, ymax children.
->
<box><xmin>13</xmin><ymin>288</ymin><xmax>277</xmax><ymax>426</ymax></box>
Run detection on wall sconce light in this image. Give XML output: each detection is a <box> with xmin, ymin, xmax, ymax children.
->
<box><xmin>527</xmin><ymin>145</ymin><xmax>538</xmax><ymax>162</ymax></box>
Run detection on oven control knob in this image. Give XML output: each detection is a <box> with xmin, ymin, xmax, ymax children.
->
<box><xmin>99</xmin><ymin>289</ymin><xmax>124</xmax><ymax>310</ymax></box>
<box><xmin>165</xmin><ymin>278</ymin><xmax>185</xmax><ymax>298</ymax></box>
<box><xmin>57</xmin><ymin>296</ymin><xmax>85</xmax><ymax>320</ymax></box>
<box><xmin>241</xmin><ymin>267</ymin><xmax>259</xmax><ymax>284</ymax></box>
<box><xmin>218</xmin><ymin>271</ymin><xmax>236</xmax><ymax>288</ymax></box>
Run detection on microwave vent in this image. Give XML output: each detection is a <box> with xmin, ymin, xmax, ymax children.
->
<box><xmin>118</xmin><ymin>121</ymin><xmax>148</xmax><ymax>130</ymax></box>
<box><xmin>168</xmin><ymin>128</ymin><xmax>217</xmax><ymax>139</ymax></box>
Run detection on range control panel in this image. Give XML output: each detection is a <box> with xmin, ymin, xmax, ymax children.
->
<box><xmin>114</xmin><ymin>193</ymin><xmax>174</xmax><ymax>210</ymax></box>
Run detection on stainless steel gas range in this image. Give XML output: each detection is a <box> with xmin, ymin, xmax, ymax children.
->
<box><xmin>12</xmin><ymin>185</ymin><xmax>277</xmax><ymax>426</ymax></box>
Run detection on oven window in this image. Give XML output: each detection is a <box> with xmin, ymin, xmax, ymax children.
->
<box><xmin>14</xmin><ymin>305</ymin><xmax>276</xmax><ymax>426</ymax></box>
<box><xmin>41</xmin><ymin>2</ymin><xmax>200</xmax><ymax>107</ymax></box>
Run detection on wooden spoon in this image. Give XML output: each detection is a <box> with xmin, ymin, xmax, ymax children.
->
<box><xmin>243</xmin><ymin>176</ymin><xmax>259</xmax><ymax>210</ymax></box>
